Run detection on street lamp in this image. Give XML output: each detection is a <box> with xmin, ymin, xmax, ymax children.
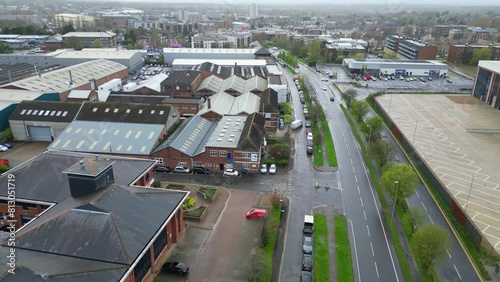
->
<box><xmin>390</xmin><ymin>181</ymin><xmax>400</xmax><ymax>224</ymax></box>
<box><xmin>367</xmin><ymin>124</ymin><xmax>373</xmax><ymax>145</ymax></box>
<box><xmin>464</xmin><ymin>174</ymin><xmax>476</xmax><ymax>213</ymax></box>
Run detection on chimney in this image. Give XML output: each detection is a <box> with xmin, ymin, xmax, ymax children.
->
<box><xmin>207</xmin><ymin>97</ymin><xmax>211</xmax><ymax>109</ymax></box>
<box><xmin>63</xmin><ymin>158</ymin><xmax>115</xmax><ymax>198</ymax></box>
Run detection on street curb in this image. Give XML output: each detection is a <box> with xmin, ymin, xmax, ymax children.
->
<box><xmin>278</xmin><ymin>195</ymin><xmax>292</xmax><ymax>282</ymax></box>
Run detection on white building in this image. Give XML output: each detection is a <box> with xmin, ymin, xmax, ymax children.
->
<box><xmin>248</xmin><ymin>3</ymin><xmax>259</xmax><ymax>19</ymax></box>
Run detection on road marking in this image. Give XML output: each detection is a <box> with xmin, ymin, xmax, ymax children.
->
<box><xmin>428</xmin><ymin>215</ymin><xmax>435</xmax><ymax>224</ymax></box>
<box><xmin>355</xmin><ymin>175</ymin><xmax>358</xmax><ymax>183</ymax></box>
<box><xmin>453</xmin><ymin>264</ymin><xmax>463</xmax><ymax>280</ymax></box>
<box><xmin>350</xmin><ymin>158</ymin><xmax>353</xmax><ymax>165</ymax></box>
<box><xmin>416</xmin><ymin>191</ymin><xmax>421</xmax><ymax>199</ymax></box>
<box><xmin>446</xmin><ymin>248</ymin><xmax>451</xmax><ymax>258</ymax></box>
<box><xmin>349</xmin><ymin>220</ymin><xmax>362</xmax><ymax>282</ymax></box>
<box><xmin>357</xmin><ymin>185</ymin><xmax>361</xmax><ymax>194</ymax></box>
<box><xmin>367</xmin><ymin>225</ymin><xmax>371</xmax><ymax>237</ymax></box>
<box><xmin>352</xmin><ymin>166</ymin><xmax>356</xmax><ymax>173</ymax></box>
<box><xmin>374</xmin><ymin>262</ymin><xmax>380</xmax><ymax>279</ymax></box>
<box><xmin>370</xmin><ymin>241</ymin><xmax>375</xmax><ymax>256</ymax></box>
<box><xmin>421</xmin><ymin>202</ymin><xmax>428</xmax><ymax>211</ymax></box>
<box><xmin>363</xmin><ymin>210</ymin><xmax>367</xmax><ymax>221</ymax></box>
<box><xmin>360</xmin><ymin>197</ymin><xmax>364</xmax><ymax>208</ymax></box>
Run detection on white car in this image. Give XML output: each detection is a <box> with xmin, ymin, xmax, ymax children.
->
<box><xmin>174</xmin><ymin>165</ymin><xmax>190</xmax><ymax>173</ymax></box>
<box><xmin>323</xmin><ymin>86</ymin><xmax>327</xmax><ymax>91</ymax></box>
<box><xmin>269</xmin><ymin>164</ymin><xmax>277</xmax><ymax>174</ymax></box>
<box><xmin>0</xmin><ymin>145</ymin><xmax>8</xmax><ymax>152</ymax></box>
<box><xmin>223</xmin><ymin>168</ymin><xmax>239</xmax><ymax>177</ymax></box>
<box><xmin>260</xmin><ymin>164</ymin><xmax>268</xmax><ymax>174</ymax></box>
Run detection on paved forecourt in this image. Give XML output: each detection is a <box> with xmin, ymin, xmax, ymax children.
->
<box><xmin>376</xmin><ymin>93</ymin><xmax>500</xmax><ymax>255</ymax></box>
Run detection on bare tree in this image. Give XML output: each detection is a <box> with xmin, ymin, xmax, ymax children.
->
<box><xmin>370</xmin><ymin>139</ymin><xmax>397</xmax><ymax>168</ymax></box>
<box><xmin>343</xmin><ymin>88</ymin><xmax>357</xmax><ymax>108</ymax></box>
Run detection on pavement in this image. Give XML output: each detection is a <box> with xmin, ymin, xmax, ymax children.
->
<box><xmin>1</xmin><ymin>141</ymin><xmax>49</xmax><ymax>168</ymax></box>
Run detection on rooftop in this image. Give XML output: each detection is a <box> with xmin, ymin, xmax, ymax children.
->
<box><xmin>9</xmin><ymin>100</ymin><xmax>83</xmax><ymax>122</ymax></box>
<box><xmin>62</xmin><ymin>31</ymin><xmax>116</xmax><ymax>38</ymax></box>
<box><xmin>206</xmin><ymin>115</ymin><xmax>247</xmax><ymax>148</ymax></box>
<box><xmin>173</xmin><ymin>59</ymin><xmax>266</xmax><ymax>67</ymax></box>
<box><xmin>53</xmin><ymin>49</ymin><xmax>140</xmax><ymax>59</ymax></box>
<box><xmin>163</xmin><ymin>47</ymin><xmax>256</xmax><ymax>54</ymax></box>
<box><xmin>75</xmin><ymin>101</ymin><xmax>172</xmax><ymax>124</ymax></box>
<box><xmin>478</xmin><ymin>61</ymin><xmax>500</xmax><ymax>73</ymax></box>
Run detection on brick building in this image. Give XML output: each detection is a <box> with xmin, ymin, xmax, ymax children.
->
<box><xmin>62</xmin><ymin>31</ymin><xmax>117</xmax><ymax>48</ymax></box>
<box><xmin>472</xmin><ymin>61</ymin><xmax>500</xmax><ymax>109</ymax></box>
<box><xmin>397</xmin><ymin>40</ymin><xmax>438</xmax><ymax>60</ymax></box>
<box><xmin>160</xmin><ymin>70</ymin><xmax>203</xmax><ymax>98</ymax></box>
<box><xmin>447</xmin><ymin>44</ymin><xmax>500</xmax><ymax>65</ymax></box>
<box><xmin>106</xmin><ymin>94</ymin><xmax>203</xmax><ymax>117</ymax></box>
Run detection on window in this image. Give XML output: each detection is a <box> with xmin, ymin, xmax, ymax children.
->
<box><xmin>153</xmin><ymin>227</ymin><xmax>168</xmax><ymax>259</ymax></box>
<box><xmin>242</xmin><ymin>152</ymin><xmax>251</xmax><ymax>158</ymax></box>
<box><xmin>133</xmin><ymin>251</ymin><xmax>152</xmax><ymax>282</ymax></box>
<box><xmin>182</xmin><ymin>106</ymin><xmax>188</xmax><ymax>110</ymax></box>
<box><xmin>206</xmin><ymin>163</ymin><xmax>212</xmax><ymax>167</ymax></box>
<box><xmin>219</xmin><ymin>150</ymin><xmax>227</xmax><ymax>157</ymax></box>
<box><xmin>209</xmin><ymin>150</ymin><xmax>217</xmax><ymax>157</ymax></box>
<box><xmin>193</xmin><ymin>161</ymin><xmax>202</xmax><ymax>167</ymax></box>
<box><xmin>243</xmin><ymin>163</ymin><xmax>250</xmax><ymax>169</ymax></box>
<box><xmin>191</xmin><ymin>106</ymin><xmax>197</xmax><ymax>110</ymax></box>
<box><xmin>178</xmin><ymin>162</ymin><xmax>187</xmax><ymax>166</ymax></box>
<box><xmin>153</xmin><ymin>158</ymin><xmax>163</xmax><ymax>164</ymax></box>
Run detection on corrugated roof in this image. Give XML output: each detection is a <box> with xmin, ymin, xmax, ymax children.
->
<box><xmin>237</xmin><ymin>112</ymin><xmax>266</xmax><ymax>151</ymax></box>
<box><xmin>76</xmin><ymin>102</ymin><xmax>171</xmax><ymax>124</ymax></box>
<box><xmin>49</xmin><ymin>120</ymin><xmax>164</xmax><ymax>155</ymax></box>
<box><xmin>3</xmin><ymin>59</ymin><xmax>127</xmax><ymax>93</ymax></box>
<box><xmin>106</xmin><ymin>94</ymin><xmax>167</xmax><ymax>104</ymax></box>
<box><xmin>196</xmin><ymin>75</ymin><xmax>268</xmax><ymax>95</ymax></box>
<box><xmin>206</xmin><ymin>115</ymin><xmax>247</xmax><ymax>148</ymax></box>
<box><xmin>9</xmin><ymin>100</ymin><xmax>83</xmax><ymax>122</ymax></box>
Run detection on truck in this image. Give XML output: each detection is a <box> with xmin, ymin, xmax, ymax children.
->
<box><xmin>304</xmin><ymin>215</ymin><xmax>314</xmax><ymax>234</ymax></box>
<box><xmin>290</xmin><ymin>120</ymin><xmax>303</xmax><ymax>130</ymax></box>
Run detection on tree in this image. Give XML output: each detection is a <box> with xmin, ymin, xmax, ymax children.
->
<box><xmin>90</xmin><ymin>39</ymin><xmax>103</xmax><ymax>48</ymax></box>
<box><xmin>308</xmin><ymin>39</ymin><xmax>322</xmax><ymax>66</ymax></box>
<box><xmin>150</xmin><ymin>32</ymin><xmax>161</xmax><ymax>47</ymax></box>
<box><xmin>363</xmin><ymin>116</ymin><xmax>383</xmax><ymax>141</ymax></box>
<box><xmin>470</xmin><ymin>48</ymin><xmax>491</xmax><ymax>66</ymax></box>
<box><xmin>63</xmin><ymin>36</ymin><xmax>82</xmax><ymax>49</ymax></box>
<box><xmin>406</xmin><ymin>207</ymin><xmax>427</xmax><ymax>236</ymax></box>
<box><xmin>402</xmin><ymin>26</ymin><xmax>414</xmax><ymax>35</ymax></box>
<box><xmin>0</xmin><ymin>42</ymin><xmax>12</xmax><ymax>54</ymax></box>
<box><xmin>350</xmin><ymin>100</ymin><xmax>370</xmax><ymax>123</ymax></box>
<box><xmin>62</xmin><ymin>24</ymin><xmax>75</xmax><ymax>34</ymax></box>
<box><xmin>343</xmin><ymin>88</ymin><xmax>357</xmax><ymax>108</ymax></box>
<box><xmin>412</xmin><ymin>224</ymin><xmax>451</xmax><ymax>273</ymax></box>
<box><xmin>370</xmin><ymin>139</ymin><xmax>397</xmax><ymax>167</ymax></box>
<box><xmin>382</xmin><ymin>163</ymin><xmax>419</xmax><ymax>202</ymax></box>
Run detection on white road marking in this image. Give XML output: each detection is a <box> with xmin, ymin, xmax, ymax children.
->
<box><xmin>428</xmin><ymin>215</ymin><xmax>434</xmax><ymax>224</ymax></box>
<box><xmin>352</xmin><ymin>166</ymin><xmax>356</xmax><ymax>173</ymax></box>
<box><xmin>374</xmin><ymin>262</ymin><xmax>380</xmax><ymax>279</ymax></box>
<box><xmin>363</xmin><ymin>210</ymin><xmax>367</xmax><ymax>221</ymax></box>
<box><xmin>446</xmin><ymin>248</ymin><xmax>451</xmax><ymax>258</ymax></box>
<box><xmin>454</xmin><ymin>264</ymin><xmax>462</xmax><ymax>280</ymax></box>
<box><xmin>349</xmin><ymin>220</ymin><xmax>362</xmax><ymax>282</ymax></box>
<box><xmin>350</xmin><ymin>158</ymin><xmax>354</xmax><ymax>165</ymax></box>
<box><xmin>421</xmin><ymin>202</ymin><xmax>428</xmax><ymax>211</ymax></box>
<box><xmin>370</xmin><ymin>241</ymin><xmax>375</xmax><ymax>256</ymax></box>
<box><xmin>367</xmin><ymin>225</ymin><xmax>371</xmax><ymax>237</ymax></box>
<box><xmin>355</xmin><ymin>175</ymin><xmax>358</xmax><ymax>183</ymax></box>
<box><xmin>416</xmin><ymin>191</ymin><xmax>421</xmax><ymax>199</ymax></box>
<box><xmin>357</xmin><ymin>185</ymin><xmax>361</xmax><ymax>194</ymax></box>
<box><xmin>360</xmin><ymin>197</ymin><xmax>364</xmax><ymax>208</ymax></box>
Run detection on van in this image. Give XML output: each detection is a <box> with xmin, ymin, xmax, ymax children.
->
<box><xmin>246</xmin><ymin>209</ymin><xmax>268</xmax><ymax>219</ymax></box>
<box><xmin>291</xmin><ymin>120</ymin><xmax>303</xmax><ymax>130</ymax></box>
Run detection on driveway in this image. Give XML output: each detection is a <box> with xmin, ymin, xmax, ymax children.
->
<box><xmin>0</xmin><ymin>142</ymin><xmax>49</xmax><ymax>167</ymax></box>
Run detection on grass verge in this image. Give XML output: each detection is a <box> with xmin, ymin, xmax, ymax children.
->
<box><xmin>313</xmin><ymin>214</ymin><xmax>330</xmax><ymax>282</ymax></box>
<box><xmin>340</xmin><ymin>104</ymin><xmax>413</xmax><ymax>282</ymax></box>
<box><xmin>321</xmin><ymin>120</ymin><xmax>337</xmax><ymax>167</ymax></box>
<box><xmin>286</xmin><ymin>65</ymin><xmax>296</xmax><ymax>74</ymax></box>
<box><xmin>334</xmin><ymin>216</ymin><xmax>354</xmax><ymax>282</ymax></box>
<box><xmin>312</xmin><ymin>122</ymin><xmax>323</xmax><ymax>166</ymax></box>
<box><xmin>252</xmin><ymin>206</ymin><xmax>281</xmax><ymax>282</ymax></box>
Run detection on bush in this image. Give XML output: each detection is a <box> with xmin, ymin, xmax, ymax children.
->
<box><xmin>167</xmin><ymin>184</ymin><xmax>186</xmax><ymax>190</ymax></box>
<box><xmin>0</xmin><ymin>165</ymin><xmax>9</xmax><ymax>173</ymax></box>
<box><xmin>2</xmin><ymin>128</ymin><xmax>12</xmax><ymax>141</ymax></box>
<box><xmin>198</xmin><ymin>187</ymin><xmax>217</xmax><ymax>199</ymax></box>
<box><xmin>152</xmin><ymin>180</ymin><xmax>161</xmax><ymax>188</ymax></box>
<box><xmin>182</xmin><ymin>196</ymin><xmax>196</xmax><ymax>209</ymax></box>
<box><xmin>283</xmin><ymin>114</ymin><xmax>292</xmax><ymax>123</ymax></box>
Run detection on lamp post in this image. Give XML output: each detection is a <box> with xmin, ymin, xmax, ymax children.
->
<box><xmin>367</xmin><ymin>124</ymin><xmax>373</xmax><ymax>145</ymax></box>
<box><xmin>390</xmin><ymin>181</ymin><xmax>400</xmax><ymax>224</ymax></box>
<box><xmin>464</xmin><ymin>174</ymin><xmax>476</xmax><ymax>213</ymax></box>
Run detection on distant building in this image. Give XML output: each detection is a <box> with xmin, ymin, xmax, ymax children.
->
<box><xmin>447</xmin><ymin>44</ymin><xmax>500</xmax><ymax>65</ymax></box>
<box><xmin>101</xmin><ymin>14</ymin><xmax>131</xmax><ymax>28</ymax></box>
<box><xmin>232</xmin><ymin>21</ymin><xmax>250</xmax><ymax>32</ymax></box>
<box><xmin>472</xmin><ymin>61</ymin><xmax>500</xmax><ymax>109</ymax></box>
<box><xmin>62</xmin><ymin>31</ymin><xmax>116</xmax><ymax>48</ymax></box>
<box><xmin>248</xmin><ymin>3</ymin><xmax>259</xmax><ymax>19</ymax></box>
<box><xmin>53</xmin><ymin>13</ymin><xmax>95</xmax><ymax>29</ymax></box>
<box><xmin>397</xmin><ymin>39</ymin><xmax>438</xmax><ymax>60</ymax></box>
<box><xmin>432</xmin><ymin>24</ymin><xmax>468</xmax><ymax>38</ymax></box>
<box><xmin>467</xmin><ymin>27</ymin><xmax>497</xmax><ymax>43</ymax></box>
<box><xmin>383</xmin><ymin>35</ymin><xmax>405</xmax><ymax>56</ymax></box>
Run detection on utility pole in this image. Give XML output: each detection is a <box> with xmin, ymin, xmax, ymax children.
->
<box><xmin>390</xmin><ymin>181</ymin><xmax>400</xmax><ymax>224</ymax></box>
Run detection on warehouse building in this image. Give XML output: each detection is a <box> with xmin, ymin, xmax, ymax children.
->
<box><xmin>472</xmin><ymin>61</ymin><xmax>500</xmax><ymax>109</ymax></box>
<box><xmin>172</xmin><ymin>59</ymin><xmax>266</xmax><ymax>71</ymax></box>
<box><xmin>162</xmin><ymin>48</ymin><xmax>257</xmax><ymax>65</ymax></box>
<box><xmin>342</xmin><ymin>58</ymin><xmax>448</xmax><ymax>77</ymax></box>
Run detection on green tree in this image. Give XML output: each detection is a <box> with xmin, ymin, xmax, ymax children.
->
<box><xmin>406</xmin><ymin>207</ymin><xmax>427</xmax><ymax>236</ymax></box>
<box><xmin>0</xmin><ymin>42</ymin><xmax>12</xmax><ymax>54</ymax></box>
<box><xmin>350</xmin><ymin>100</ymin><xmax>370</xmax><ymax>123</ymax></box>
<box><xmin>343</xmin><ymin>88</ymin><xmax>357</xmax><ymax>109</ymax></box>
<box><xmin>308</xmin><ymin>39</ymin><xmax>322</xmax><ymax>66</ymax></box>
<box><xmin>150</xmin><ymin>32</ymin><xmax>161</xmax><ymax>47</ymax></box>
<box><xmin>412</xmin><ymin>224</ymin><xmax>451</xmax><ymax>273</ymax></box>
<box><xmin>90</xmin><ymin>39</ymin><xmax>103</xmax><ymax>48</ymax></box>
<box><xmin>370</xmin><ymin>139</ymin><xmax>397</xmax><ymax>168</ymax></box>
<box><xmin>382</xmin><ymin>163</ymin><xmax>419</xmax><ymax>202</ymax></box>
<box><xmin>402</xmin><ymin>26</ymin><xmax>414</xmax><ymax>35</ymax></box>
<box><xmin>62</xmin><ymin>24</ymin><xmax>75</xmax><ymax>34</ymax></box>
<box><xmin>470</xmin><ymin>48</ymin><xmax>492</xmax><ymax>66</ymax></box>
<box><xmin>363</xmin><ymin>116</ymin><xmax>383</xmax><ymax>141</ymax></box>
<box><xmin>63</xmin><ymin>36</ymin><xmax>82</xmax><ymax>49</ymax></box>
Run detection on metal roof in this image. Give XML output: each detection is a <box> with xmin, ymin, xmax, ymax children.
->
<box><xmin>9</xmin><ymin>100</ymin><xmax>83</xmax><ymax>122</ymax></box>
<box><xmin>197</xmin><ymin>75</ymin><xmax>268</xmax><ymax>94</ymax></box>
<box><xmin>173</xmin><ymin>58</ymin><xmax>266</xmax><ymax>67</ymax></box>
<box><xmin>163</xmin><ymin>47</ymin><xmax>257</xmax><ymax>54</ymax></box>
<box><xmin>122</xmin><ymin>73</ymin><xmax>167</xmax><ymax>92</ymax></box>
<box><xmin>3</xmin><ymin>59</ymin><xmax>127</xmax><ymax>93</ymax></box>
<box><xmin>198</xmin><ymin>92</ymin><xmax>261</xmax><ymax>117</ymax></box>
<box><xmin>76</xmin><ymin>102</ymin><xmax>171</xmax><ymax>124</ymax></box>
<box><xmin>53</xmin><ymin>49</ymin><xmax>139</xmax><ymax>59</ymax></box>
<box><xmin>196</xmin><ymin>75</ymin><xmax>224</xmax><ymax>93</ymax></box>
<box><xmin>67</xmin><ymin>89</ymin><xmax>92</xmax><ymax>99</ymax></box>
<box><xmin>49</xmin><ymin>120</ymin><xmax>164</xmax><ymax>156</ymax></box>
<box><xmin>478</xmin><ymin>61</ymin><xmax>500</xmax><ymax>73</ymax></box>
<box><xmin>62</xmin><ymin>31</ymin><xmax>116</xmax><ymax>38</ymax></box>
<box><xmin>206</xmin><ymin>115</ymin><xmax>247</xmax><ymax>148</ymax></box>
<box><xmin>106</xmin><ymin>94</ymin><xmax>167</xmax><ymax>104</ymax></box>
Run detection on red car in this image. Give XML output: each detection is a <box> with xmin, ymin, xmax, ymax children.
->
<box><xmin>246</xmin><ymin>209</ymin><xmax>268</xmax><ymax>219</ymax></box>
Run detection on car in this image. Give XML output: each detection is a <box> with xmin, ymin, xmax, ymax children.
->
<box><xmin>269</xmin><ymin>164</ymin><xmax>277</xmax><ymax>174</ymax></box>
<box><xmin>305</xmin><ymin>121</ymin><xmax>311</xmax><ymax>128</ymax></box>
<box><xmin>304</xmin><ymin>113</ymin><xmax>309</xmax><ymax>120</ymax></box>
<box><xmin>300</xmin><ymin>271</ymin><xmax>312</xmax><ymax>282</ymax></box>
<box><xmin>161</xmin><ymin>262</ymin><xmax>189</xmax><ymax>276</ymax></box>
<box><xmin>447</xmin><ymin>79</ymin><xmax>453</xmax><ymax>83</ymax></box>
<box><xmin>193</xmin><ymin>166</ymin><xmax>210</xmax><ymax>175</ymax></box>
<box><xmin>303</xmin><ymin>108</ymin><xmax>308</xmax><ymax>114</ymax></box>
<box><xmin>323</xmin><ymin>86</ymin><xmax>327</xmax><ymax>90</ymax></box>
<box><xmin>260</xmin><ymin>164</ymin><xmax>268</xmax><ymax>174</ymax></box>
<box><xmin>302</xmin><ymin>254</ymin><xmax>313</xmax><ymax>271</ymax></box>
<box><xmin>428</xmin><ymin>77</ymin><xmax>433</xmax><ymax>81</ymax></box>
<box><xmin>384</xmin><ymin>78</ymin><xmax>388</xmax><ymax>82</ymax></box>
<box><xmin>223</xmin><ymin>168</ymin><xmax>239</xmax><ymax>177</ymax></box>
<box><xmin>306</xmin><ymin>127</ymin><xmax>312</xmax><ymax>134</ymax></box>
<box><xmin>371</xmin><ymin>77</ymin><xmax>377</xmax><ymax>81</ymax></box>
<box><xmin>300</xmin><ymin>98</ymin><xmax>305</xmax><ymax>104</ymax></box>
<box><xmin>330</xmin><ymin>96</ymin><xmax>335</xmax><ymax>101</ymax></box>
<box><xmin>0</xmin><ymin>145</ymin><xmax>7</xmax><ymax>152</ymax></box>
<box><xmin>246</xmin><ymin>208</ymin><xmax>268</xmax><ymax>219</ymax></box>
<box><xmin>400</xmin><ymin>76</ymin><xmax>404</xmax><ymax>80</ymax></box>
<box><xmin>306</xmin><ymin>145</ymin><xmax>313</xmax><ymax>155</ymax></box>
<box><xmin>306</xmin><ymin>133</ymin><xmax>313</xmax><ymax>141</ymax></box>
<box><xmin>2</xmin><ymin>143</ymin><xmax>13</xmax><ymax>149</ymax></box>
<box><xmin>303</xmin><ymin>235</ymin><xmax>313</xmax><ymax>254</ymax></box>
<box><xmin>153</xmin><ymin>166</ymin><xmax>171</xmax><ymax>173</ymax></box>
<box><xmin>174</xmin><ymin>165</ymin><xmax>190</xmax><ymax>173</ymax></box>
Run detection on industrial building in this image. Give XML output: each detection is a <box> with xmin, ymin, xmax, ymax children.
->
<box><xmin>173</xmin><ymin>59</ymin><xmax>266</xmax><ymax>71</ymax></box>
<box><xmin>62</xmin><ymin>31</ymin><xmax>116</xmax><ymax>48</ymax></box>
<box><xmin>472</xmin><ymin>61</ymin><xmax>500</xmax><ymax>109</ymax></box>
<box><xmin>162</xmin><ymin>48</ymin><xmax>257</xmax><ymax>65</ymax></box>
<box><xmin>342</xmin><ymin>58</ymin><xmax>448</xmax><ymax>77</ymax></box>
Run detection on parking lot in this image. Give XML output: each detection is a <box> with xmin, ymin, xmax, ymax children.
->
<box><xmin>0</xmin><ymin>142</ymin><xmax>48</xmax><ymax>168</ymax></box>
<box><xmin>127</xmin><ymin>64</ymin><xmax>172</xmax><ymax>83</ymax></box>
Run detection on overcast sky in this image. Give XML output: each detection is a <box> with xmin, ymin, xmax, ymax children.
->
<box><xmin>124</xmin><ymin>0</ymin><xmax>500</xmax><ymax>5</ymax></box>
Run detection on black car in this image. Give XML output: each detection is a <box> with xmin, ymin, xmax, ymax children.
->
<box><xmin>193</xmin><ymin>166</ymin><xmax>210</xmax><ymax>175</ymax></box>
<box><xmin>330</xmin><ymin>96</ymin><xmax>335</xmax><ymax>101</ymax></box>
<box><xmin>161</xmin><ymin>262</ymin><xmax>189</xmax><ymax>276</ymax></box>
<box><xmin>153</xmin><ymin>166</ymin><xmax>171</xmax><ymax>173</ymax></box>
<box><xmin>302</xmin><ymin>254</ymin><xmax>313</xmax><ymax>271</ymax></box>
<box><xmin>300</xmin><ymin>271</ymin><xmax>312</xmax><ymax>282</ymax></box>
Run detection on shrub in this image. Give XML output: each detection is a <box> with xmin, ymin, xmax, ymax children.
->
<box><xmin>152</xmin><ymin>180</ymin><xmax>161</xmax><ymax>188</ymax></box>
<box><xmin>0</xmin><ymin>165</ymin><xmax>9</xmax><ymax>173</ymax></box>
<box><xmin>182</xmin><ymin>196</ymin><xmax>196</xmax><ymax>209</ymax></box>
<box><xmin>283</xmin><ymin>114</ymin><xmax>292</xmax><ymax>123</ymax></box>
<box><xmin>2</xmin><ymin>128</ymin><xmax>12</xmax><ymax>141</ymax></box>
<box><xmin>167</xmin><ymin>184</ymin><xmax>186</xmax><ymax>190</ymax></box>
<box><xmin>198</xmin><ymin>187</ymin><xmax>216</xmax><ymax>199</ymax></box>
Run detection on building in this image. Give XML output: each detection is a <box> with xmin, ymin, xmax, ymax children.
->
<box><xmin>472</xmin><ymin>61</ymin><xmax>500</xmax><ymax>109</ymax></box>
<box><xmin>151</xmin><ymin>113</ymin><xmax>265</xmax><ymax>173</ymax></box>
<box><xmin>432</xmin><ymin>24</ymin><xmax>468</xmax><ymax>38</ymax></box>
<box><xmin>342</xmin><ymin>58</ymin><xmax>448</xmax><ymax>77</ymax></box>
<box><xmin>267</xmin><ymin>74</ymin><xmax>288</xmax><ymax>103</ymax></box>
<box><xmin>447</xmin><ymin>44</ymin><xmax>500</xmax><ymax>65</ymax></box>
<box><xmin>191</xmin><ymin>33</ymin><xmax>252</xmax><ymax>49</ymax></box>
<box><xmin>172</xmin><ymin>59</ymin><xmax>266</xmax><ymax>71</ymax></box>
<box><xmin>232</xmin><ymin>22</ymin><xmax>250</xmax><ymax>31</ymax></box>
<box><xmin>49</xmin><ymin>102</ymin><xmax>180</xmax><ymax>158</ymax></box>
<box><xmin>53</xmin><ymin>13</ymin><xmax>96</xmax><ymax>29</ymax></box>
<box><xmin>248</xmin><ymin>3</ymin><xmax>259</xmax><ymax>18</ymax></box>
<box><xmin>0</xmin><ymin>150</ymin><xmax>188</xmax><ymax>282</ymax></box>
<box><xmin>162</xmin><ymin>48</ymin><xmax>257</xmax><ymax>65</ymax></box>
<box><xmin>466</xmin><ymin>27</ymin><xmax>497</xmax><ymax>43</ymax></box>
<box><xmin>397</xmin><ymin>40</ymin><xmax>438</xmax><ymax>60</ymax></box>
<box><xmin>106</xmin><ymin>94</ymin><xmax>203</xmax><ymax>117</ymax></box>
<box><xmin>62</xmin><ymin>31</ymin><xmax>117</xmax><ymax>48</ymax></box>
<box><xmin>190</xmin><ymin>61</ymin><xmax>268</xmax><ymax>79</ymax></box>
<box><xmin>195</xmin><ymin>75</ymin><xmax>268</xmax><ymax>98</ymax></box>
<box><xmin>384</xmin><ymin>35</ymin><xmax>405</xmax><ymax>56</ymax></box>
<box><xmin>101</xmin><ymin>14</ymin><xmax>132</xmax><ymax>28</ymax></box>
<box><xmin>0</xmin><ymin>59</ymin><xmax>128</xmax><ymax>101</ymax></box>
<box><xmin>122</xmin><ymin>73</ymin><xmax>168</xmax><ymax>94</ymax></box>
<box><xmin>66</xmin><ymin>89</ymin><xmax>99</xmax><ymax>102</ymax></box>
<box><xmin>160</xmin><ymin>70</ymin><xmax>203</xmax><ymax>98</ymax></box>
<box><xmin>8</xmin><ymin>100</ymin><xmax>83</xmax><ymax>141</ymax></box>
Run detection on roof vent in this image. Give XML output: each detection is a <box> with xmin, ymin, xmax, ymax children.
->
<box><xmin>219</xmin><ymin>133</ymin><xmax>224</xmax><ymax>137</ymax></box>
<box><xmin>217</xmin><ymin>138</ymin><xmax>222</xmax><ymax>142</ymax></box>
<box><xmin>228</xmin><ymin>138</ymin><xmax>234</xmax><ymax>142</ymax></box>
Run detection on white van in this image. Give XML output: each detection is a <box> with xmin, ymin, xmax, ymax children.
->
<box><xmin>290</xmin><ymin>120</ymin><xmax>303</xmax><ymax>130</ymax></box>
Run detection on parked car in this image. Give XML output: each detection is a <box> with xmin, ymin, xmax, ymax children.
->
<box><xmin>260</xmin><ymin>164</ymin><xmax>268</xmax><ymax>174</ymax></box>
<box><xmin>174</xmin><ymin>165</ymin><xmax>190</xmax><ymax>173</ymax></box>
<box><xmin>306</xmin><ymin>145</ymin><xmax>313</xmax><ymax>155</ymax></box>
<box><xmin>300</xmin><ymin>271</ymin><xmax>312</xmax><ymax>282</ymax></box>
<box><xmin>2</xmin><ymin>143</ymin><xmax>13</xmax><ymax>149</ymax></box>
<box><xmin>223</xmin><ymin>168</ymin><xmax>239</xmax><ymax>177</ymax></box>
<box><xmin>161</xmin><ymin>262</ymin><xmax>189</xmax><ymax>276</ymax></box>
<box><xmin>323</xmin><ymin>86</ymin><xmax>327</xmax><ymax>90</ymax></box>
<box><xmin>305</xmin><ymin>121</ymin><xmax>311</xmax><ymax>128</ymax></box>
<box><xmin>303</xmin><ymin>108</ymin><xmax>308</xmax><ymax>114</ymax></box>
<box><xmin>246</xmin><ymin>208</ymin><xmax>268</xmax><ymax>219</ymax></box>
<box><xmin>302</xmin><ymin>254</ymin><xmax>313</xmax><ymax>271</ymax></box>
<box><xmin>303</xmin><ymin>235</ymin><xmax>313</xmax><ymax>254</ymax></box>
<box><xmin>306</xmin><ymin>128</ymin><xmax>312</xmax><ymax>134</ymax></box>
<box><xmin>0</xmin><ymin>145</ymin><xmax>8</xmax><ymax>152</ymax></box>
<box><xmin>153</xmin><ymin>166</ymin><xmax>171</xmax><ymax>173</ymax></box>
<box><xmin>330</xmin><ymin>96</ymin><xmax>335</xmax><ymax>101</ymax></box>
<box><xmin>193</xmin><ymin>166</ymin><xmax>210</xmax><ymax>175</ymax></box>
<box><xmin>269</xmin><ymin>164</ymin><xmax>277</xmax><ymax>174</ymax></box>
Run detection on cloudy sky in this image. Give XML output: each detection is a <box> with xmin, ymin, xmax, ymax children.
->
<box><xmin>122</xmin><ymin>0</ymin><xmax>500</xmax><ymax>5</ymax></box>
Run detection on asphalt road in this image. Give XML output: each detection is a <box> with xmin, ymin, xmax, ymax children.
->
<box><xmin>297</xmin><ymin>63</ymin><xmax>403</xmax><ymax>282</ymax></box>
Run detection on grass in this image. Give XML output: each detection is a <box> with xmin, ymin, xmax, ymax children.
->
<box><xmin>340</xmin><ymin>104</ymin><xmax>413</xmax><ymax>282</ymax></box>
<box><xmin>333</xmin><ymin>83</ymin><xmax>344</xmax><ymax>95</ymax></box>
<box><xmin>313</xmin><ymin>214</ymin><xmax>330</xmax><ymax>282</ymax></box>
<box><xmin>452</xmin><ymin>64</ymin><xmax>477</xmax><ymax>78</ymax></box>
<box><xmin>184</xmin><ymin>206</ymin><xmax>207</xmax><ymax>217</ymax></box>
<box><xmin>167</xmin><ymin>184</ymin><xmax>186</xmax><ymax>190</ymax></box>
<box><xmin>198</xmin><ymin>187</ymin><xmax>216</xmax><ymax>199</ymax></box>
<box><xmin>253</xmin><ymin>206</ymin><xmax>281</xmax><ymax>282</ymax></box>
<box><xmin>312</xmin><ymin>122</ymin><xmax>323</xmax><ymax>166</ymax></box>
<box><xmin>286</xmin><ymin>65</ymin><xmax>296</xmax><ymax>74</ymax></box>
<box><xmin>321</xmin><ymin>120</ymin><xmax>337</xmax><ymax>167</ymax></box>
<box><xmin>334</xmin><ymin>216</ymin><xmax>354</xmax><ymax>282</ymax></box>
